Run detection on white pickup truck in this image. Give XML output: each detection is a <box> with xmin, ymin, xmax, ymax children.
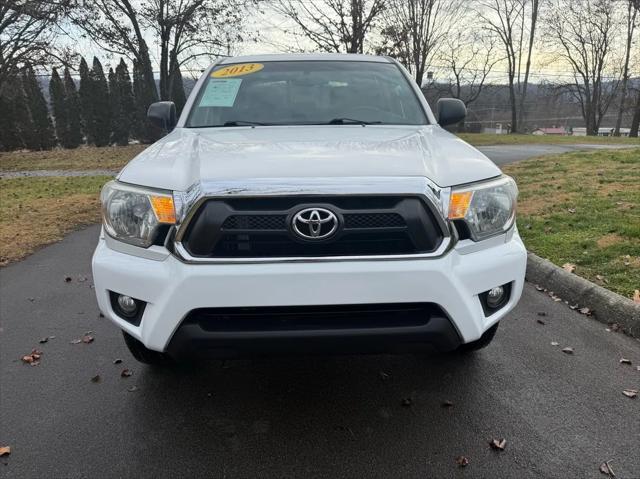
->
<box><xmin>92</xmin><ymin>54</ymin><xmax>526</xmax><ymax>364</ymax></box>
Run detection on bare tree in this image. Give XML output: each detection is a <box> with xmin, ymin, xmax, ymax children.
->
<box><xmin>143</xmin><ymin>0</ymin><xmax>249</xmax><ymax>103</ymax></box>
<box><xmin>72</xmin><ymin>0</ymin><xmax>159</xmax><ymax>105</ymax></box>
<box><xmin>377</xmin><ymin>0</ymin><xmax>462</xmax><ymax>86</ymax></box>
<box><xmin>545</xmin><ymin>0</ymin><xmax>622</xmax><ymax>135</ymax></box>
<box><xmin>477</xmin><ymin>0</ymin><xmax>540</xmax><ymax>133</ymax></box>
<box><xmin>0</xmin><ymin>0</ymin><xmax>71</xmax><ymax>88</ymax></box>
<box><xmin>272</xmin><ymin>0</ymin><xmax>385</xmax><ymax>53</ymax></box>
<box><xmin>614</xmin><ymin>0</ymin><xmax>639</xmax><ymax>136</ymax></box>
<box><xmin>438</xmin><ymin>29</ymin><xmax>501</xmax><ymax>105</ymax></box>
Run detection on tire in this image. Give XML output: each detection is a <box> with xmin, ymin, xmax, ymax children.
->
<box><xmin>122</xmin><ymin>331</ymin><xmax>173</xmax><ymax>366</ymax></box>
<box><xmin>458</xmin><ymin>323</ymin><xmax>499</xmax><ymax>353</ymax></box>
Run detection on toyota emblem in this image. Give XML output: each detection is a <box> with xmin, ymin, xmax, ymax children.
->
<box><xmin>292</xmin><ymin>207</ymin><xmax>339</xmax><ymax>240</ymax></box>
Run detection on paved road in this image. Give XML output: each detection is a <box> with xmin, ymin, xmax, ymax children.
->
<box><xmin>477</xmin><ymin>143</ymin><xmax>637</xmax><ymax>166</ymax></box>
<box><xmin>1</xmin><ymin>226</ymin><xmax>639</xmax><ymax>478</ymax></box>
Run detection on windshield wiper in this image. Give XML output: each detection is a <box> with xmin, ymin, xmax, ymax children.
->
<box><xmin>327</xmin><ymin>118</ymin><xmax>382</xmax><ymax>125</ymax></box>
<box><xmin>222</xmin><ymin>120</ymin><xmax>268</xmax><ymax>127</ymax></box>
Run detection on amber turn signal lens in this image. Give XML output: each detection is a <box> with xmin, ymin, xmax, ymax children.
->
<box><xmin>150</xmin><ymin>196</ymin><xmax>176</xmax><ymax>224</ymax></box>
<box><xmin>448</xmin><ymin>191</ymin><xmax>472</xmax><ymax>219</ymax></box>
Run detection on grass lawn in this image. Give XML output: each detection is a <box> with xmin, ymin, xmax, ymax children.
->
<box><xmin>458</xmin><ymin>133</ymin><xmax>640</xmax><ymax>146</ymax></box>
<box><xmin>503</xmin><ymin>148</ymin><xmax>640</xmax><ymax>300</ymax></box>
<box><xmin>0</xmin><ymin>144</ymin><xmax>146</xmax><ymax>172</ymax></box>
<box><xmin>0</xmin><ymin>176</ymin><xmax>111</xmax><ymax>266</ymax></box>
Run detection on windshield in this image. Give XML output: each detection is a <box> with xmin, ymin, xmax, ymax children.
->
<box><xmin>187</xmin><ymin>61</ymin><xmax>428</xmax><ymax>128</ymax></box>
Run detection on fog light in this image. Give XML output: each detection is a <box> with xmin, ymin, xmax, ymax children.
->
<box><xmin>486</xmin><ymin>286</ymin><xmax>505</xmax><ymax>308</ymax></box>
<box><xmin>117</xmin><ymin>295</ymin><xmax>138</xmax><ymax>315</ymax></box>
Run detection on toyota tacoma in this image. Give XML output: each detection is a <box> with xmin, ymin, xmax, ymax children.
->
<box><xmin>92</xmin><ymin>54</ymin><xmax>527</xmax><ymax>364</ymax></box>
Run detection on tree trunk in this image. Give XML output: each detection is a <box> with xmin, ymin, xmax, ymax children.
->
<box><xmin>630</xmin><ymin>90</ymin><xmax>640</xmax><ymax>137</ymax></box>
<box><xmin>508</xmin><ymin>75</ymin><xmax>518</xmax><ymax>134</ymax></box>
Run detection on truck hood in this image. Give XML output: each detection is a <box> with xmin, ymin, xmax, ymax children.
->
<box><xmin>118</xmin><ymin>125</ymin><xmax>501</xmax><ymax>191</ymax></box>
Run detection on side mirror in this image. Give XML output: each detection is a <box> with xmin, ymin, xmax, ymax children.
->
<box><xmin>437</xmin><ymin>98</ymin><xmax>466</xmax><ymax>127</ymax></box>
<box><xmin>147</xmin><ymin>101</ymin><xmax>177</xmax><ymax>132</ymax></box>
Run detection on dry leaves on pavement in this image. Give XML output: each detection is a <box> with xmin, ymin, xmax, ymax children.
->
<box><xmin>634</xmin><ymin>290</ymin><xmax>640</xmax><ymax>304</ymax></box>
<box><xmin>622</xmin><ymin>389</ymin><xmax>637</xmax><ymax>399</ymax></box>
<box><xmin>562</xmin><ymin>263</ymin><xmax>576</xmax><ymax>273</ymax></box>
<box><xmin>562</xmin><ymin>347</ymin><xmax>574</xmax><ymax>355</ymax></box>
<box><xmin>121</xmin><ymin>369</ymin><xmax>133</xmax><ymax>378</ymax></box>
<box><xmin>489</xmin><ymin>438</ymin><xmax>506</xmax><ymax>451</ymax></box>
<box><xmin>455</xmin><ymin>456</ymin><xmax>469</xmax><ymax>467</ymax></box>
<box><xmin>0</xmin><ymin>446</ymin><xmax>10</xmax><ymax>456</ymax></box>
<box><xmin>21</xmin><ymin>349</ymin><xmax>42</xmax><ymax>365</ymax></box>
<box><xmin>599</xmin><ymin>460</ymin><xmax>615</xmax><ymax>477</ymax></box>
<box><xmin>619</xmin><ymin>358</ymin><xmax>632</xmax><ymax>365</ymax></box>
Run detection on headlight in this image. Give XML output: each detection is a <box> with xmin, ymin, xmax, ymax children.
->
<box><xmin>448</xmin><ymin>176</ymin><xmax>517</xmax><ymax>241</ymax></box>
<box><xmin>101</xmin><ymin>181</ymin><xmax>176</xmax><ymax>247</ymax></box>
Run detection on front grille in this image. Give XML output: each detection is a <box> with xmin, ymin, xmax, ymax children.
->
<box><xmin>180</xmin><ymin>195</ymin><xmax>445</xmax><ymax>258</ymax></box>
<box><xmin>183</xmin><ymin>303</ymin><xmax>443</xmax><ymax>332</ymax></box>
<box><xmin>222</xmin><ymin>215</ymin><xmax>286</xmax><ymax>230</ymax></box>
<box><xmin>343</xmin><ymin>213</ymin><xmax>405</xmax><ymax>229</ymax></box>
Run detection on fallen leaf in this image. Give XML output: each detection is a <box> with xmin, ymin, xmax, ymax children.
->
<box><xmin>619</xmin><ymin>358</ymin><xmax>632</xmax><ymax>365</ymax></box>
<box><xmin>537</xmin><ymin>312</ymin><xmax>547</xmax><ymax>317</ymax></box>
<box><xmin>609</xmin><ymin>323</ymin><xmax>620</xmax><ymax>332</ymax></box>
<box><xmin>78</xmin><ymin>275</ymin><xmax>87</xmax><ymax>282</ymax></box>
<box><xmin>489</xmin><ymin>438</ymin><xmax>506</xmax><ymax>451</ymax></box>
<box><xmin>21</xmin><ymin>349</ymin><xmax>42</xmax><ymax>365</ymax></box>
<box><xmin>636</xmin><ymin>366</ymin><xmax>640</xmax><ymax>372</ymax></box>
<box><xmin>535</xmin><ymin>285</ymin><xmax>544</xmax><ymax>291</ymax></box>
<box><xmin>81</xmin><ymin>335</ymin><xmax>94</xmax><ymax>344</ymax></box>
<box><xmin>562</xmin><ymin>347</ymin><xmax>574</xmax><ymax>355</ymax></box>
<box><xmin>537</xmin><ymin>319</ymin><xmax>546</xmax><ymax>325</ymax></box>
<box><xmin>38</xmin><ymin>337</ymin><xmax>48</xmax><ymax>344</ymax></box>
<box><xmin>121</xmin><ymin>369</ymin><xmax>133</xmax><ymax>378</ymax></box>
<box><xmin>127</xmin><ymin>385</ymin><xmax>138</xmax><ymax>392</ymax></box>
<box><xmin>64</xmin><ymin>276</ymin><xmax>72</xmax><ymax>282</ymax></box>
<box><xmin>567</xmin><ymin>208</ymin><xmax>576</xmax><ymax>214</ymax></box>
<box><xmin>595</xmin><ymin>275</ymin><xmax>608</xmax><ymax>284</ymax></box>
<box><xmin>0</xmin><ymin>446</ymin><xmax>10</xmax><ymax>456</ymax></box>
<box><xmin>551</xmin><ymin>341</ymin><xmax>559</xmax><ymax>346</ymax></box>
<box><xmin>442</xmin><ymin>400</ymin><xmax>454</xmax><ymax>408</ymax></box>
<box><xmin>569</xmin><ymin>304</ymin><xmax>579</xmax><ymax>310</ymax></box>
<box><xmin>27</xmin><ymin>297</ymin><xmax>35</xmax><ymax>302</ymax></box>
<box><xmin>99</xmin><ymin>313</ymin><xmax>105</xmax><ymax>318</ymax></box>
<box><xmin>634</xmin><ymin>290</ymin><xmax>640</xmax><ymax>304</ymax></box>
<box><xmin>113</xmin><ymin>358</ymin><xmax>123</xmax><ymax>365</ymax></box>
<box><xmin>455</xmin><ymin>456</ymin><xmax>469</xmax><ymax>467</ymax></box>
<box><xmin>70</xmin><ymin>339</ymin><xmax>82</xmax><ymax>344</ymax></box>
<box><xmin>562</xmin><ymin>263</ymin><xmax>576</xmax><ymax>273</ymax></box>
<box><xmin>599</xmin><ymin>460</ymin><xmax>615</xmax><ymax>477</ymax></box>
<box><xmin>578</xmin><ymin>307</ymin><xmax>592</xmax><ymax>316</ymax></box>
<box><xmin>91</xmin><ymin>375</ymin><xmax>101</xmax><ymax>383</ymax></box>
<box><xmin>401</xmin><ymin>397</ymin><xmax>413</xmax><ymax>407</ymax></box>
<box><xmin>379</xmin><ymin>371</ymin><xmax>390</xmax><ymax>381</ymax></box>
<box><xmin>622</xmin><ymin>389</ymin><xmax>637</xmax><ymax>399</ymax></box>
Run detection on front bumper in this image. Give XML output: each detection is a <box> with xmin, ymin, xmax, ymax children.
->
<box><xmin>92</xmin><ymin>231</ymin><xmax>527</xmax><ymax>356</ymax></box>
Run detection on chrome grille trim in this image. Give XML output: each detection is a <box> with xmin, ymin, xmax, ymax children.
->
<box><xmin>171</xmin><ymin>177</ymin><xmax>454</xmax><ymax>264</ymax></box>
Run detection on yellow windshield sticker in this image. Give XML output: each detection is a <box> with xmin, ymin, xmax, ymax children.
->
<box><xmin>211</xmin><ymin>63</ymin><xmax>264</xmax><ymax>78</ymax></box>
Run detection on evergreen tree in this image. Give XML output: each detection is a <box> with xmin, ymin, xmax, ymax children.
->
<box><xmin>63</xmin><ymin>67</ymin><xmax>83</xmax><ymax>148</ymax></box>
<box><xmin>112</xmin><ymin>58</ymin><xmax>134</xmax><ymax>146</ymax></box>
<box><xmin>169</xmin><ymin>62</ymin><xmax>186</xmax><ymax>116</ymax></box>
<box><xmin>88</xmin><ymin>57</ymin><xmax>111</xmax><ymax>146</ymax></box>
<box><xmin>49</xmin><ymin>68</ymin><xmax>68</xmax><ymax>147</ymax></box>
<box><xmin>22</xmin><ymin>66</ymin><xmax>56</xmax><ymax>150</ymax></box>
<box><xmin>108</xmin><ymin>67</ymin><xmax>125</xmax><ymax>145</ymax></box>
<box><xmin>132</xmin><ymin>58</ymin><xmax>160</xmax><ymax>143</ymax></box>
<box><xmin>0</xmin><ymin>79</ymin><xmax>25</xmax><ymax>151</ymax></box>
<box><xmin>78</xmin><ymin>57</ymin><xmax>93</xmax><ymax>144</ymax></box>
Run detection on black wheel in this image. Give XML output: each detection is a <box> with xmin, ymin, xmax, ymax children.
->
<box><xmin>122</xmin><ymin>331</ymin><xmax>173</xmax><ymax>366</ymax></box>
<box><xmin>458</xmin><ymin>323</ymin><xmax>499</xmax><ymax>353</ymax></box>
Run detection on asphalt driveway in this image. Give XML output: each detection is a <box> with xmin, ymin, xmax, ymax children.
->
<box><xmin>1</xmin><ymin>226</ymin><xmax>639</xmax><ymax>478</ymax></box>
